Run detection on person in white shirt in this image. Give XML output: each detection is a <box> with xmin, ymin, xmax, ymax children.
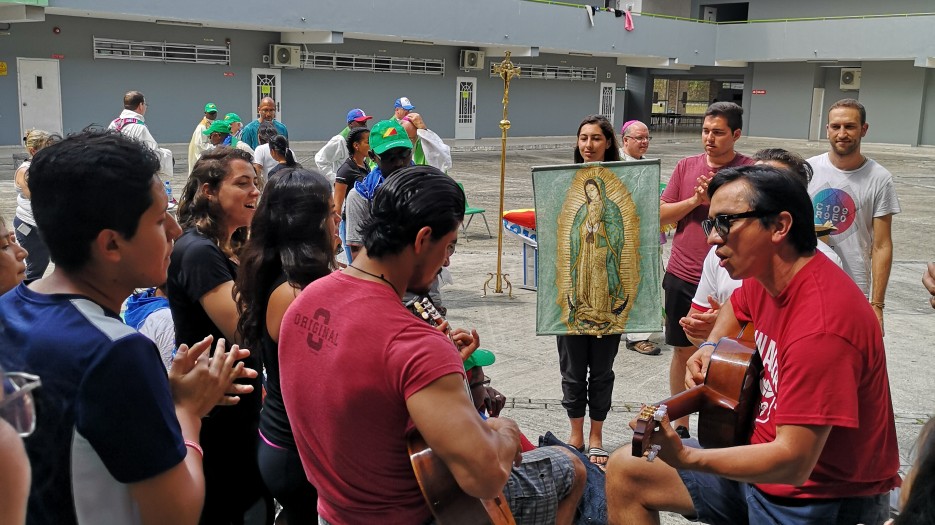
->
<box><xmin>400</xmin><ymin>113</ymin><xmax>452</xmax><ymax>172</ymax></box>
<box><xmin>617</xmin><ymin>120</ymin><xmax>662</xmax><ymax>355</ymax></box>
<box><xmin>807</xmin><ymin>98</ymin><xmax>900</xmax><ymax>332</ymax></box>
<box><xmin>314</xmin><ymin>108</ymin><xmax>372</xmax><ymax>185</ymax></box>
<box><xmin>619</xmin><ymin>119</ymin><xmax>651</xmax><ymax>162</ymax></box>
<box><xmin>107</xmin><ymin>91</ymin><xmax>174</xmax><ymax>176</ymax></box>
<box><xmin>251</xmin><ymin>122</ymin><xmax>281</xmax><ymax>179</ymax></box>
<box><xmin>680</xmin><ymin>148</ymin><xmax>843</xmax><ymax>345</ymax></box>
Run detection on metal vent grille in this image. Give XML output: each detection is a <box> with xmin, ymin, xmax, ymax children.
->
<box><xmin>490</xmin><ymin>61</ymin><xmax>597</xmax><ymax>82</ymax></box>
<box><xmin>93</xmin><ymin>37</ymin><xmax>230</xmax><ymax>65</ymax></box>
<box><xmin>301</xmin><ymin>51</ymin><xmax>445</xmax><ymax>75</ymax></box>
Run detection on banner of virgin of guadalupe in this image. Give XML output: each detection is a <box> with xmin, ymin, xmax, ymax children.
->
<box><xmin>533</xmin><ymin>160</ymin><xmax>662</xmax><ymax>336</ymax></box>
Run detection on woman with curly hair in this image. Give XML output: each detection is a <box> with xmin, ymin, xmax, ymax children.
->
<box><xmin>234</xmin><ymin>166</ymin><xmax>338</xmax><ymax>523</ymax></box>
<box><xmin>166</xmin><ymin>146</ymin><xmax>266</xmax><ymax>524</ymax></box>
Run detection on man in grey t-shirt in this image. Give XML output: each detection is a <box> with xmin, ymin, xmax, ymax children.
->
<box><xmin>807</xmin><ymin>99</ymin><xmax>900</xmax><ymax>332</ymax></box>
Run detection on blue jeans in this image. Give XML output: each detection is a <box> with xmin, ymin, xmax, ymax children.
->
<box><xmin>339</xmin><ymin>219</ymin><xmax>352</xmax><ymax>263</ymax></box>
<box><xmin>13</xmin><ymin>217</ymin><xmax>50</xmax><ymax>280</ymax></box>
<box><xmin>677</xmin><ymin>461</ymin><xmax>890</xmax><ymax>524</ymax></box>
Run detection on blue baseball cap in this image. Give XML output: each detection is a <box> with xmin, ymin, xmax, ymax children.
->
<box><xmin>394</xmin><ymin>97</ymin><xmax>415</xmax><ymax>110</ymax></box>
<box><xmin>346</xmin><ymin>108</ymin><xmax>373</xmax><ymax>124</ymax></box>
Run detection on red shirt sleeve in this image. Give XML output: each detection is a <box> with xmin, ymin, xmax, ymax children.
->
<box><xmin>385</xmin><ymin>323</ymin><xmax>466</xmax><ymax>401</ymax></box>
<box><xmin>660</xmin><ymin>160</ymin><xmax>685</xmax><ymax>204</ymax></box>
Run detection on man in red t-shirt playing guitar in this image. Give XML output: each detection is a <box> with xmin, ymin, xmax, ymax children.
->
<box><xmin>606</xmin><ymin>165</ymin><xmax>901</xmax><ymax>525</ymax></box>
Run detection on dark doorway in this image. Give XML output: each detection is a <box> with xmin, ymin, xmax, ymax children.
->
<box><xmin>699</xmin><ymin>3</ymin><xmax>749</xmax><ymax>23</ymax></box>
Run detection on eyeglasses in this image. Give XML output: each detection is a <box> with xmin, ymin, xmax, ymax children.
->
<box><xmin>625</xmin><ymin>135</ymin><xmax>652</xmax><ymax>143</ymax></box>
<box><xmin>469</xmin><ymin>375</ymin><xmax>491</xmax><ymax>389</ymax></box>
<box><xmin>702</xmin><ymin>210</ymin><xmax>774</xmax><ymax>240</ymax></box>
<box><xmin>0</xmin><ymin>372</ymin><xmax>41</xmax><ymax>437</ymax></box>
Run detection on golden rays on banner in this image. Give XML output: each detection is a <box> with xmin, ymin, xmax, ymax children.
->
<box><xmin>555</xmin><ymin>166</ymin><xmax>641</xmax><ymax>334</ymax></box>
<box><xmin>533</xmin><ymin>159</ymin><xmax>662</xmax><ymax>336</ymax></box>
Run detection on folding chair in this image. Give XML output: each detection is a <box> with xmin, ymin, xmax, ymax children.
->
<box><xmin>457</xmin><ymin>182</ymin><xmax>492</xmax><ymax>238</ymax></box>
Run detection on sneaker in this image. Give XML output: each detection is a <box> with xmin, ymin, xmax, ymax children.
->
<box><xmin>676</xmin><ymin>425</ymin><xmax>691</xmax><ymax>439</ymax></box>
<box><xmin>626</xmin><ymin>339</ymin><xmax>661</xmax><ymax>355</ymax></box>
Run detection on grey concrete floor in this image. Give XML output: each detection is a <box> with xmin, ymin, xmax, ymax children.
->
<box><xmin>2</xmin><ymin>132</ymin><xmax>932</xmax><ymax>523</ymax></box>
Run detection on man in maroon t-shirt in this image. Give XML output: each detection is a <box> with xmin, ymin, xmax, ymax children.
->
<box><xmin>606</xmin><ymin>165</ymin><xmax>900</xmax><ymax>525</ymax></box>
<box><xmin>279</xmin><ymin>167</ymin><xmax>585</xmax><ymax>525</ymax></box>
<box><xmin>658</xmin><ymin>102</ymin><xmax>754</xmax><ymax>436</ymax></box>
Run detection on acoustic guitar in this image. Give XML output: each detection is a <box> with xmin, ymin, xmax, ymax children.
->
<box><xmin>632</xmin><ymin>336</ymin><xmax>762</xmax><ymax>459</ymax></box>
<box><xmin>404</xmin><ymin>296</ymin><xmax>517</xmax><ymax>525</ymax></box>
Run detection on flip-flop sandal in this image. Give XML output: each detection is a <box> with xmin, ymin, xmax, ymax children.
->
<box><xmin>588</xmin><ymin>446</ymin><xmax>610</xmax><ymax>468</ymax></box>
<box><xmin>627</xmin><ymin>339</ymin><xmax>661</xmax><ymax>356</ymax></box>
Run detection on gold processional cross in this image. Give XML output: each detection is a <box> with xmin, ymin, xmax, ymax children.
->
<box><xmin>483</xmin><ymin>52</ymin><xmax>520</xmax><ymax>297</ymax></box>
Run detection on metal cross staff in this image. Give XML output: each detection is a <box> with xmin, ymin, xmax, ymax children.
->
<box><xmin>483</xmin><ymin>52</ymin><xmax>520</xmax><ymax>297</ymax></box>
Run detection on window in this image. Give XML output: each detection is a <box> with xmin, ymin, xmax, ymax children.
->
<box><xmin>489</xmin><ymin>62</ymin><xmax>597</xmax><ymax>82</ymax></box>
<box><xmin>300</xmin><ymin>51</ymin><xmax>445</xmax><ymax>75</ymax></box>
<box><xmin>93</xmin><ymin>37</ymin><xmax>230</xmax><ymax>65</ymax></box>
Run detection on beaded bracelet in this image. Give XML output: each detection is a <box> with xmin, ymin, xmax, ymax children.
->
<box><xmin>184</xmin><ymin>440</ymin><xmax>204</xmax><ymax>458</ymax></box>
<box><xmin>870</xmin><ymin>301</ymin><xmax>885</xmax><ymax>309</ymax></box>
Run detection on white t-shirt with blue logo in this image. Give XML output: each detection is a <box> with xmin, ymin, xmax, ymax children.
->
<box><xmin>807</xmin><ymin>152</ymin><xmax>901</xmax><ymax>296</ymax></box>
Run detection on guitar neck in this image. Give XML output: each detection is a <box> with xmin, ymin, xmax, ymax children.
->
<box><xmin>654</xmin><ymin>385</ymin><xmax>709</xmax><ymax>421</ymax></box>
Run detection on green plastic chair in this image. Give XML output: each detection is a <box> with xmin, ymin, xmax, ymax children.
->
<box><xmin>457</xmin><ymin>182</ymin><xmax>492</xmax><ymax>238</ymax></box>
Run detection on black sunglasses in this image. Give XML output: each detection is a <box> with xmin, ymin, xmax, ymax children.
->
<box><xmin>702</xmin><ymin>210</ymin><xmax>774</xmax><ymax>240</ymax></box>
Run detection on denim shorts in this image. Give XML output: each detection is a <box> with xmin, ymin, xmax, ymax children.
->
<box><xmin>677</xmin><ymin>467</ymin><xmax>890</xmax><ymax>525</ymax></box>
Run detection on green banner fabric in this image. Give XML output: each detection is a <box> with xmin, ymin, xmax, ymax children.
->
<box><xmin>533</xmin><ymin>160</ymin><xmax>662</xmax><ymax>336</ymax></box>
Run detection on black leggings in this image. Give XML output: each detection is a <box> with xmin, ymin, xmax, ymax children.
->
<box><xmin>257</xmin><ymin>435</ymin><xmax>318</xmax><ymax>524</ymax></box>
<box><xmin>556</xmin><ymin>334</ymin><xmax>621</xmax><ymax>420</ymax></box>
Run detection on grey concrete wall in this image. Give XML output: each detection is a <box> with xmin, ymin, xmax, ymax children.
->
<box><xmin>858</xmin><ymin>61</ymin><xmax>926</xmax><ymax>146</ymax></box>
<box><xmin>744</xmin><ymin>62</ymin><xmax>815</xmax><ymax>139</ymax></box>
<box><xmin>691</xmin><ymin>0</ymin><xmax>934</xmax><ymax>20</ymax></box>
<box><xmin>41</xmin><ymin>0</ymin><xmax>935</xmax><ymax>67</ymax></box>
<box><xmin>819</xmin><ymin>67</ymin><xmax>857</xmax><ymax>130</ymax></box>
<box><xmin>921</xmin><ymin>70</ymin><xmax>935</xmax><ymax>147</ymax></box>
<box><xmin>48</xmin><ymin>0</ymin><xmax>721</xmax><ymax>68</ymax></box>
<box><xmin>0</xmin><ymin>15</ymin><xmax>626</xmax><ymax>145</ymax></box>
<box><xmin>0</xmin><ymin>15</ymin><xmax>276</xmax><ymax>145</ymax></box>
<box><xmin>746</xmin><ymin>0</ymin><xmax>935</xmax><ymax>19</ymax></box>
<box><xmin>716</xmin><ymin>16</ymin><xmax>935</xmax><ymax>63</ymax></box>
<box><xmin>642</xmin><ymin>0</ymin><xmax>692</xmax><ymax>17</ymax></box>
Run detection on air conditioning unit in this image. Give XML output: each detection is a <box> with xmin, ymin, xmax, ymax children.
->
<box><xmin>271</xmin><ymin>44</ymin><xmax>301</xmax><ymax>68</ymax></box>
<box><xmin>460</xmin><ymin>50</ymin><xmax>485</xmax><ymax>70</ymax></box>
<box><xmin>840</xmin><ymin>68</ymin><xmax>861</xmax><ymax>91</ymax></box>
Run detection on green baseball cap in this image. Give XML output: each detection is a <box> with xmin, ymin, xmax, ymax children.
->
<box><xmin>203</xmin><ymin>120</ymin><xmax>231</xmax><ymax>135</ymax></box>
<box><xmin>204</xmin><ymin>102</ymin><xmax>218</xmax><ymax>113</ymax></box>
<box><xmin>463</xmin><ymin>348</ymin><xmax>495</xmax><ymax>371</ymax></box>
<box><xmin>224</xmin><ymin>112</ymin><xmax>242</xmax><ymax>123</ymax></box>
<box><xmin>369</xmin><ymin>120</ymin><xmax>412</xmax><ymax>155</ymax></box>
